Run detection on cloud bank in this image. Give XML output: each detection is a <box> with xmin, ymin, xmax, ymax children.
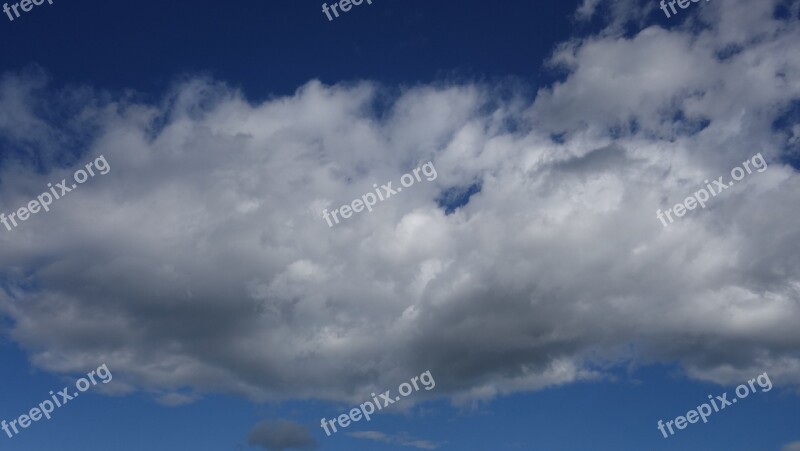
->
<box><xmin>0</xmin><ymin>0</ymin><xmax>799</xmax><ymax>405</ymax></box>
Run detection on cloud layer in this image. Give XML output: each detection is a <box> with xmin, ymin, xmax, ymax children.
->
<box><xmin>0</xmin><ymin>0</ymin><xmax>799</xmax><ymax>405</ymax></box>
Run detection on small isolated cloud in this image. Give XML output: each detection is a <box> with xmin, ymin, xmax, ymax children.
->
<box><xmin>574</xmin><ymin>0</ymin><xmax>602</xmax><ymax>20</ymax></box>
<box><xmin>781</xmin><ymin>441</ymin><xmax>800</xmax><ymax>451</ymax></box>
<box><xmin>248</xmin><ymin>420</ymin><xmax>317</xmax><ymax>451</ymax></box>
<box><xmin>349</xmin><ymin>430</ymin><xmax>443</xmax><ymax>449</ymax></box>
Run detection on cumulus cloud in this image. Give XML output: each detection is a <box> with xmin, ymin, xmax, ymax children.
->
<box><xmin>783</xmin><ymin>441</ymin><xmax>800</xmax><ymax>451</ymax></box>
<box><xmin>247</xmin><ymin>420</ymin><xmax>317</xmax><ymax>451</ymax></box>
<box><xmin>0</xmin><ymin>0</ymin><xmax>799</xmax><ymax>407</ymax></box>
<box><xmin>349</xmin><ymin>431</ymin><xmax>442</xmax><ymax>449</ymax></box>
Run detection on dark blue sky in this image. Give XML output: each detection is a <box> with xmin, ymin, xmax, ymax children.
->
<box><xmin>1</xmin><ymin>0</ymin><xmax>582</xmax><ymax>98</ymax></box>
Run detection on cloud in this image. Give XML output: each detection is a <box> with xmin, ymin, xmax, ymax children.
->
<box><xmin>0</xmin><ymin>0</ymin><xmax>798</xmax><ymax>407</ymax></box>
<box><xmin>247</xmin><ymin>420</ymin><xmax>317</xmax><ymax>451</ymax></box>
<box><xmin>349</xmin><ymin>431</ymin><xmax>443</xmax><ymax>449</ymax></box>
<box><xmin>572</xmin><ymin>0</ymin><xmax>655</xmax><ymax>34</ymax></box>
<box><xmin>782</xmin><ymin>441</ymin><xmax>800</xmax><ymax>451</ymax></box>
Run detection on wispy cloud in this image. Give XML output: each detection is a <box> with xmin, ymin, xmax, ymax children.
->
<box><xmin>349</xmin><ymin>431</ymin><xmax>443</xmax><ymax>449</ymax></box>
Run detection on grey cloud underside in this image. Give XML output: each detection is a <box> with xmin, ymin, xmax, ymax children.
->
<box><xmin>0</xmin><ymin>0</ymin><xmax>800</xmax><ymax>405</ymax></box>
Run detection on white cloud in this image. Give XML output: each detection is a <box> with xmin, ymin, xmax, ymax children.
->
<box><xmin>0</xmin><ymin>0</ymin><xmax>798</xmax><ymax>406</ymax></box>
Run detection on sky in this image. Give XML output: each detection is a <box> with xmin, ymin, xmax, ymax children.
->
<box><xmin>0</xmin><ymin>0</ymin><xmax>799</xmax><ymax>450</ymax></box>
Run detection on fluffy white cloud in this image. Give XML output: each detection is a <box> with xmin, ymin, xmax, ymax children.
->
<box><xmin>0</xmin><ymin>0</ymin><xmax>799</xmax><ymax>405</ymax></box>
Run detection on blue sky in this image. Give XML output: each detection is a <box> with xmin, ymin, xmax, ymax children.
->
<box><xmin>1</xmin><ymin>1</ymin><xmax>799</xmax><ymax>450</ymax></box>
<box><xmin>0</xmin><ymin>0</ymin><xmax>582</xmax><ymax>98</ymax></box>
